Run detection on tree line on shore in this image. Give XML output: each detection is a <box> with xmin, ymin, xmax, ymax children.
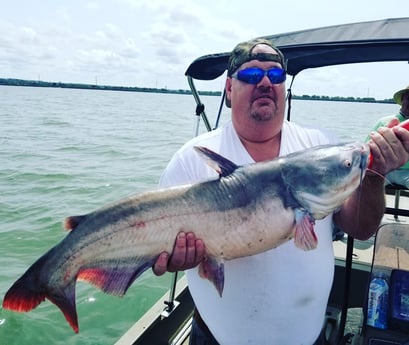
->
<box><xmin>0</xmin><ymin>77</ymin><xmax>394</xmax><ymax>103</ymax></box>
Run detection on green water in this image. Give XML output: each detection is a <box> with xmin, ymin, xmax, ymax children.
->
<box><xmin>0</xmin><ymin>86</ymin><xmax>202</xmax><ymax>345</ymax></box>
<box><xmin>0</xmin><ymin>86</ymin><xmax>398</xmax><ymax>344</ymax></box>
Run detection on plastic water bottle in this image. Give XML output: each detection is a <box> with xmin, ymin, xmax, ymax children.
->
<box><xmin>366</xmin><ymin>273</ymin><xmax>389</xmax><ymax>329</ymax></box>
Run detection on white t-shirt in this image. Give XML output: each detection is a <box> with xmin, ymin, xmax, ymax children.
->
<box><xmin>159</xmin><ymin>120</ymin><xmax>338</xmax><ymax>345</ymax></box>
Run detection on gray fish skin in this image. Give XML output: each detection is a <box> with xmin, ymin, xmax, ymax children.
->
<box><xmin>2</xmin><ymin>143</ymin><xmax>369</xmax><ymax>333</ymax></box>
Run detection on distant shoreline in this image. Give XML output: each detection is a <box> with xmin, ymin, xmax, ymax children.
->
<box><xmin>0</xmin><ymin>77</ymin><xmax>220</xmax><ymax>97</ymax></box>
<box><xmin>0</xmin><ymin>77</ymin><xmax>394</xmax><ymax>104</ymax></box>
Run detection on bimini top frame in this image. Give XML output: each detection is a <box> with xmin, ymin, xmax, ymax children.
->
<box><xmin>184</xmin><ymin>17</ymin><xmax>409</xmax><ymax>130</ymax></box>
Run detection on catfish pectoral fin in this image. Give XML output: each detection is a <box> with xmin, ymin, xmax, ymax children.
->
<box><xmin>294</xmin><ymin>211</ymin><xmax>318</xmax><ymax>251</ymax></box>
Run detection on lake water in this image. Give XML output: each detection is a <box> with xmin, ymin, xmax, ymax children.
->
<box><xmin>0</xmin><ymin>86</ymin><xmax>399</xmax><ymax>344</ymax></box>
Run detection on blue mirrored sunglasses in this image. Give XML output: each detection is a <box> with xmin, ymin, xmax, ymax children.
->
<box><xmin>232</xmin><ymin>67</ymin><xmax>286</xmax><ymax>85</ymax></box>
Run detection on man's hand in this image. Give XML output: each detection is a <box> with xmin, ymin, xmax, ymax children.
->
<box><xmin>337</xmin><ymin>120</ymin><xmax>409</xmax><ymax>240</ymax></box>
<box><xmin>367</xmin><ymin>120</ymin><xmax>409</xmax><ymax>176</ymax></box>
<box><xmin>153</xmin><ymin>232</ymin><xmax>205</xmax><ymax>276</ymax></box>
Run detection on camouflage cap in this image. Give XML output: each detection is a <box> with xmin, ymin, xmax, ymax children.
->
<box><xmin>393</xmin><ymin>85</ymin><xmax>409</xmax><ymax>105</ymax></box>
<box><xmin>227</xmin><ymin>38</ymin><xmax>286</xmax><ymax>77</ymax></box>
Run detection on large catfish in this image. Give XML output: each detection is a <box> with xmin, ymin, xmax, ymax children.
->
<box><xmin>3</xmin><ymin>143</ymin><xmax>369</xmax><ymax>332</ymax></box>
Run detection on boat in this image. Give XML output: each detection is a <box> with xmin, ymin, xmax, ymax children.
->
<box><xmin>115</xmin><ymin>17</ymin><xmax>409</xmax><ymax>345</ymax></box>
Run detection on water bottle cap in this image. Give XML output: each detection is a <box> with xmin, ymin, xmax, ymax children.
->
<box><xmin>373</xmin><ymin>271</ymin><xmax>388</xmax><ymax>279</ymax></box>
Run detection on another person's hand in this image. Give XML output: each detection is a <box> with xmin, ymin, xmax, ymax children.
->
<box><xmin>153</xmin><ymin>232</ymin><xmax>205</xmax><ymax>276</ymax></box>
<box><xmin>368</xmin><ymin>119</ymin><xmax>409</xmax><ymax>175</ymax></box>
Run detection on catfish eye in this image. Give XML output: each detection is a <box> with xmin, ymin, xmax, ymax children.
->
<box><xmin>344</xmin><ymin>160</ymin><xmax>352</xmax><ymax>168</ymax></box>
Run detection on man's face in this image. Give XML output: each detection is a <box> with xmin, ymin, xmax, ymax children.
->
<box><xmin>401</xmin><ymin>92</ymin><xmax>409</xmax><ymax>116</ymax></box>
<box><xmin>226</xmin><ymin>44</ymin><xmax>286</xmax><ymax>124</ymax></box>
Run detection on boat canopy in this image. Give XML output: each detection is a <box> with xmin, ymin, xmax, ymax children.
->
<box><xmin>185</xmin><ymin>17</ymin><xmax>409</xmax><ymax>80</ymax></box>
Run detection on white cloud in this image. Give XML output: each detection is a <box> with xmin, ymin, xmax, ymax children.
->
<box><xmin>1</xmin><ymin>0</ymin><xmax>409</xmax><ymax>97</ymax></box>
<box><xmin>85</xmin><ymin>1</ymin><xmax>100</xmax><ymax>10</ymax></box>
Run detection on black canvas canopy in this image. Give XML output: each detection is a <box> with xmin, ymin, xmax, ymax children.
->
<box><xmin>185</xmin><ymin>17</ymin><xmax>409</xmax><ymax>80</ymax></box>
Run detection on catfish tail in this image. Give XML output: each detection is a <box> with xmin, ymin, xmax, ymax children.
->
<box><xmin>2</xmin><ymin>275</ymin><xmax>47</xmax><ymax>312</ymax></box>
<box><xmin>2</xmin><ymin>253</ymin><xmax>80</xmax><ymax>333</ymax></box>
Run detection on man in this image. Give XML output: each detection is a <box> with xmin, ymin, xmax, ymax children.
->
<box><xmin>153</xmin><ymin>39</ymin><xmax>409</xmax><ymax>344</ymax></box>
<box><xmin>368</xmin><ymin>85</ymin><xmax>409</xmax><ymax>187</ymax></box>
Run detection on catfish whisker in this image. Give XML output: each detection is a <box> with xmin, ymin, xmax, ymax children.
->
<box><xmin>366</xmin><ymin>168</ymin><xmax>388</xmax><ymax>183</ymax></box>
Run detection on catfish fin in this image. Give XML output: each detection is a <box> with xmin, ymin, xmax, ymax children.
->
<box><xmin>78</xmin><ymin>258</ymin><xmax>156</xmax><ymax>296</ymax></box>
<box><xmin>194</xmin><ymin>146</ymin><xmax>238</xmax><ymax>177</ymax></box>
<box><xmin>198</xmin><ymin>256</ymin><xmax>225</xmax><ymax>297</ymax></box>
<box><xmin>294</xmin><ymin>210</ymin><xmax>318</xmax><ymax>251</ymax></box>
<box><xmin>2</xmin><ymin>269</ymin><xmax>79</xmax><ymax>333</ymax></box>
<box><xmin>63</xmin><ymin>215</ymin><xmax>87</xmax><ymax>231</ymax></box>
<box><xmin>47</xmin><ymin>280</ymin><xmax>79</xmax><ymax>333</ymax></box>
<box><xmin>2</xmin><ymin>275</ymin><xmax>46</xmax><ymax>313</ymax></box>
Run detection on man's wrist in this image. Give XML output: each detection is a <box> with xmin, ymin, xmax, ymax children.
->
<box><xmin>363</xmin><ymin>173</ymin><xmax>385</xmax><ymax>190</ymax></box>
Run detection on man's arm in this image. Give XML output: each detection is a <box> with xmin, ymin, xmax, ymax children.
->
<box><xmin>334</xmin><ymin>124</ymin><xmax>409</xmax><ymax>240</ymax></box>
<box><xmin>334</xmin><ymin>174</ymin><xmax>385</xmax><ymax>240</ymax></box>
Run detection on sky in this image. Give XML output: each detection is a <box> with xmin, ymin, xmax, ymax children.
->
<box><xmin>1</xmin><ymin>0</ymin><xmax>408</xmax><ymax>100</ymax></box>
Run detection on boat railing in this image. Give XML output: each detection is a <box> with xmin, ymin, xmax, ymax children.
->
<box><xmin>161</xmin><ymin>272</ymin><xmax>180</xmax><ymax>318</ymax></box>
<box><xmin>385</xmin><ymin>184</ymin><xmax>409</xmax><ymax>219</ymax></box>
<box><xmin>187</xmin><ymin>76</ymin><xmax>211</xmax><ymax>134</ymax></box>
<box><xmin>115</xmin><ymin>275</ymin><xmax>194</xmax><ymax>345</ymax></box>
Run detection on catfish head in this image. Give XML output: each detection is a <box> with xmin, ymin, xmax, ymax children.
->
<box><xmin>280</xmin><ymin>143</ymin><xmax>369</xmax><ymax>219</ymax></box>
